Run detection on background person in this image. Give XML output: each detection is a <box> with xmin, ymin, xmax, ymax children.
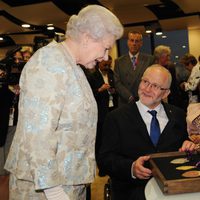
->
<box><xmin>87</xmin><ymin>55</ymin><xmax>118</xmax><ymax>162</ymax></box>
<box><xmin>5</xmin><ymin>5</ymin><xmax>123</xmax><ymax>200</ymax></box>
<box><xmin>180</xmin><ymin>53</ymin><xmax>200</xmax><ymax>103</ymax></box>
<box><xmin>0</xmin><ymin>49</ymin><xmax>23</xmax><ymax>159</ymax></box>
<box><xmin>97</xmin><ymin>65</ymin><xmax>195</xmax><ymax>200</ymax></box>
<box><xmin>22</xmin><ymin>50</ymin><xmax>32</xmax><ymax>62</ymax></box>
<box><xmin>0</xmin><ymin>49</ymin><xmax>25</xmax><ymax>200</ymax></box>
<box><xmin>153</xmin><ymin>45</ymin><xmax>181</xmax><ymax>107</ymax></box>
<box><xmin>114</xmin><ymin>31</ymin><xmax>154</xmax><ymax>106</ymax></box>
<box><xmin>187</xmin><ymin>103</ymin><xmax>200</xmax><ymax>144</ymax></box>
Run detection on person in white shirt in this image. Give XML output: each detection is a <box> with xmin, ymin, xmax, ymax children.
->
<box><xmin>180</xmin><ymin>54</ymin><xmax>199</xmax><ymax>103</ymax></box>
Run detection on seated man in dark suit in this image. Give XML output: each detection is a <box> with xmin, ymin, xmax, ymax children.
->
<box><xmin>97</xmin><ymin>64</ymin><xmax>196</xmax><ymax>200</ymax></box>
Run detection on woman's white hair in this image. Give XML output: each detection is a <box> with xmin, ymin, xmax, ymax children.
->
<box><xmin>65</xmin><ymin>5</ymin><xmax>123</xmax><ymax>41</ymax></box>
<box><xmin>154</xmin><ymin>45</ymin><xmax>171</xmax><ymax>60</ymax></box>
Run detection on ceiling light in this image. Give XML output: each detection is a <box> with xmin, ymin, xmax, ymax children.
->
<box><xmin>145</xmin><ymin>25</ymin><xmax>152</xmax><ymax>34</ymax></box>
<box><xmin>162</xmin><ymin>35</ymin><xmax>167</xmax><ymax>38</ymax></box>
<box><xmin>22</xmin><ymin>24</ymin><xmax>30</xmax><ymax>28</ymax></box>
<box><xmin>145</xmin><ymin>29</ymin><xmax>152</xmax><ymax>34</ymax></box>
<box><xmin>0</xmin><ymin>37</ymin><xmax>3</xmax><ymax>41</ymax></box>
<box><xmin>155</xmin><ymin>28</ymin><xmax>163</xmax><ymax>35</ymax></box>
<box><xmin>156</xmin><ymin>32</ymin><xmax>162</xmax><ymax>36</ymax></box>
<box><xmin>47</xmin><ymin>26</ymin><xmax>54</xmax><ymax>30</ymax></box>
<box><xmin>55</xmin><ymin>32</ymin><xmax>65</xmax><ymax>36</ymax></box>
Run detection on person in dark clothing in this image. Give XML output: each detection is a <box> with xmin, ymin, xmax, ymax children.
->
<box><xmin>0</xmin><ymin>50</ymin><xmax>22</xmax><ymax>176</ymax></box>
<box><xmin>114</xmin><ymin>31</ymin><xmax>154</xmax><ymax>106</ymax></box>
<box><xmin>88</xmin><ymin>55</ymin><xmax>118</xmax><ymax>161</ymax></box>
<box><xmin>0</xmin><ymin>85</ymin><xmax>13</xmax><ymax>147</ymax></box>
<box><xmin>97</xmin><ymin>65</ymin><xmax>196</xmax><ymax>200</ymax></box>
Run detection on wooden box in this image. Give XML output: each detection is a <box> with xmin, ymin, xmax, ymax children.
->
<box><xmin>149</xmin><ymin>151</ymin><xmax>200</xmax><ymax>195</ymax></box>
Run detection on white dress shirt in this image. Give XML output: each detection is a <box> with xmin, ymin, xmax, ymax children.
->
<box><xmin>131</xmin><ymin>101</ymin><xmax>169</xmax><ymax>178</ymax></box>
<box><xmin>99</xmin><ymin>69</ymin><xmax>114</xmax><ymax>107</ymax></box>
<box><xmin>136</xmin><ymin>100</ymin><xmax>169</xmax><ymax>134</ymax></box>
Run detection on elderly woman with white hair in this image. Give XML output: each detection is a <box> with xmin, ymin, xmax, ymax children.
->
<box><xmin>5</xmin><ymin>5</ymin><xmax>123</xmax><ymax>200</ymax></box>
<box><xmin>153</xmin><ymin>45</ymin><xmax>181</xmax><ymax>107</ymax></box>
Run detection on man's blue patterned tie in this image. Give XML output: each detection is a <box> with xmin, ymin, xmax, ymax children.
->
<box><xmin>148</xmin><ymin>110</ymin><xmax>160</xmax><ymax>146</ymax></box>
<box><xmin>132</xmin><ymin>56</ymin><xmax>136</xmax><ymax>70</ymax></box>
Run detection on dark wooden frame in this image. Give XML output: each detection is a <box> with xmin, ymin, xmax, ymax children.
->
<box><xmin>149</xmin><ymin>151</ymin><xmax>200</xmax><ymax>195</ymax></box>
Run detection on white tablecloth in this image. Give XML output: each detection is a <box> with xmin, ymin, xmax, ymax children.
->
<box><xmin>145</xmin><ymin>177</ymin><xmax>200</xmax><ymax>200</ymax></box>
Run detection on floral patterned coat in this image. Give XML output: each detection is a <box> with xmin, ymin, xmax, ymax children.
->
<box><xmin>5</xmin><ymin>41</ymin><xmax>97</xmax><ymax>190</ymax></box>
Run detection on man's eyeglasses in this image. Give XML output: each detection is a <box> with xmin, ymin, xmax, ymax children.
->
<box><xmin>141</xmin><ymin>78</ymin><xmax>169</xmax><ymax>91</ymax></box>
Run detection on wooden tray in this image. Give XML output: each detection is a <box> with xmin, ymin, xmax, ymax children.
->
<box><xmin>149</xmin><ymin>151</ymin><xmax>200</xmax><ymax>195</ymax></box>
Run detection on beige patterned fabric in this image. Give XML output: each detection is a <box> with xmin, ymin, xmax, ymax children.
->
<box><xmin>5</xmin><ymin>41</ymin><xmax>97</xmax><ymax>196</ymax></box>
<box><xmin>186</xmin><ymin>103</ymin><xmax>200</xmax><ymax>136</ymax></box>
<box><xmin>187</xmin><ymin>103</ymin><xmax>200</xmax><ymax>124</ymax></box>
<box><xmin>9</xmin><ymin>174</ymin><xmax>86</xmax><ymax>200</ymax></box>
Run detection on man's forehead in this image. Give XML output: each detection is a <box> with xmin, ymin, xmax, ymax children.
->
<box><xmin>129</xmin><ymin>33</ymin><xmax>141</xmax><ymax>39</ymax></box>
<box><xmin>144</xmin><ymin>69</ymin><xmax>165</xmax><ymax>79</ymax></box>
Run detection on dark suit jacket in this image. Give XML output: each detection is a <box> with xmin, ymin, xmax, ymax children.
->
<box><xmin>114</xmin><ymin>53</ymin><xmax>154</xmax><ymax>106</ymax></box>
<box><xmin>88</xmin><ymin>68</ymin><xmax>118</xmax><ymax>124</ymax></box>
<box><xmin>157</xmin><ymin>62</ymin><xmax>182</xmax><ymax>107</ymax></box>
<box><xmin>97</xmin><ymin>102</ymin><xmax>188</xmax><ymax>200</ymax></box>
<box><xmin>0</xmin><ymin>85</ymin><xmax>14</xmax><ymax>146</ymax></box>
<box><xmin>88</xmin><ymin>68</ymin><xmax>118</xmax><ymax>157</ymax></box>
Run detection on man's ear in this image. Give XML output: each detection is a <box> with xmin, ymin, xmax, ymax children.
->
<box><xmin>162</xmin><ymin>89</ymin><xmax>171</xmax><ymax>100</ymax></box>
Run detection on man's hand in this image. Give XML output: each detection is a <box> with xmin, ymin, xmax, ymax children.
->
<box><xmin>180</xmin><ymin>82</ymin><xmax>186</xmax><ymax>90</ymax></box>
<box><xmin>98</xmin><ymin>83</ymin><xmax>110</xmax><ymax>92</ymax></box>
<box><xmin>13</xmin><ymin>84</ymin><xmax>20</xmax><ymax>95</ymax></box>
<box><xmin>132</xmin><ymin>156</ymin><xmax>152</xmax><ymax>179</ymax></box>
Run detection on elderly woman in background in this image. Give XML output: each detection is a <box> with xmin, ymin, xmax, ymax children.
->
<box><xmin>153</xmin><ymin>45</ymin><xmax>181</xmax><ymax>107</ymax></box>
<box><xmin>180</xmin><ymin>54</ymin><xmax>200</xmax><ymax>103</ymax></box>
<box><xmin>5</xmin><ymin>5</ymin><xmax>123</xmax><ymax>200</ymax></box>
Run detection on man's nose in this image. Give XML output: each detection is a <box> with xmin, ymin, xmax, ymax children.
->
<box><xmin>144</xmin><ymin>83</ymin><xmax>153</xmax><ymax>91</ymax></box>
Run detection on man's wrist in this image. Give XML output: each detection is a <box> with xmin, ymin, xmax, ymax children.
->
<box><xmin>131</xmin><ymin>161</ymin><xmax>137</xmax><ymax>179</ymax></box>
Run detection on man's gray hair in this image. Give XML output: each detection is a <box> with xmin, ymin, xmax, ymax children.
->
<box><xmin>144</xmin><ymin>64</ymin><xmax>172</xmax><ymax>88</ymax></box>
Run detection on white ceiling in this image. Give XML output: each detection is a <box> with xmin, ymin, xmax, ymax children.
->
<box><xmin>0</xmin><ymin>0</ymin><xmax>199</xmax><ymax>46</ymax></box>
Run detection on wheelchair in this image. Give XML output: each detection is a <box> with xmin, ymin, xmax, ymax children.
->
<box><xmin>104</xmin><ymin>178</ymin><xmax>112</xmax><ymax>200</ymax></box>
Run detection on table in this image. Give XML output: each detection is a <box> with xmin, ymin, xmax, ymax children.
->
<box><xmin>145</xmin><ymin>177</ymin><xmax>200</xmax><ymax>200</ymax></box>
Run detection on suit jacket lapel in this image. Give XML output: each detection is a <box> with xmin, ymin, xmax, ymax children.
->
<box><xmin>96</xmin><ymin>70</ymin><xmax>104</xmax><ymax>86</ymax></box>
<box><xmin>125</xmin><ymin>54</ymin><xmax>133</xmax><ymax>72</ymax></box>
<box><xmin>160</xmin><ymin>103</ymin><xmax>176</xmax><ymax>139</ymax></box>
